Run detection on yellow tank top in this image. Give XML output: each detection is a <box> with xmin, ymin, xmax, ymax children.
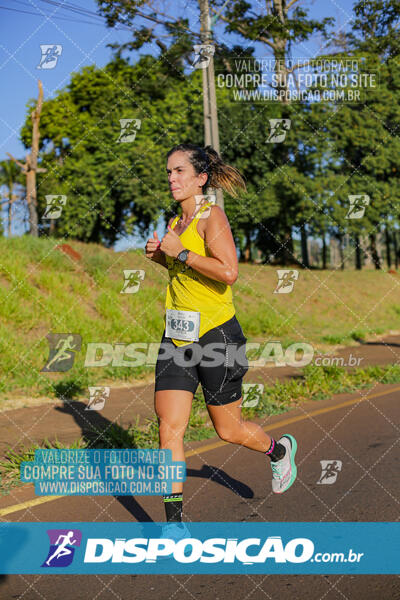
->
<box><xmin>164</xmin><ymin>201</ymin><xmax>236</xmax><ymax>347</ymax></box>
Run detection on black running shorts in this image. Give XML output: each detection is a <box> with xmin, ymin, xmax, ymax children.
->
<box><xmin>155</xmin><ymin>314</ymin><xmax>249</xmax><ymax>406</ymax></box>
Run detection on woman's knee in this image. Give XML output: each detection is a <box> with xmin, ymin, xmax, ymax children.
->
<box><xmin>215</xmin><ymin>425</ymin><xmax>243</xmax><ymax>444</ymax></box>
<box><xmin>158</xmin><ymin>419</ymin><xmax>187</xmax><ymax>443</ymax></box>
<box><xmin>155</xmin><ymin>389</ymin><xmax>193</xmax><ymax>444</ymax></box>
<box><xmin>156</xmin><ymin>406</ymin><xmax>190</xmax><ymax>441</ymax></box>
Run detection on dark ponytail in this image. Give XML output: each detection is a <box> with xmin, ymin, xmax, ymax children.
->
<box><xmin>166</xmin><ymin>143</ymin><xmax>246</xmax><ymax>198</ymax></box>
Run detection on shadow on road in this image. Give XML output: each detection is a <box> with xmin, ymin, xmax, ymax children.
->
<box><xmin>54</xmin><ymin>400</ymin><xmax>253</xmax><ymax>523</ymax></box>
<box><xmin>187</xmin><ymin>464</ymin><xmax>253</xmax><ymax>498</ymax></box>
<box><xmin>353</xmin><ymin>337</ymin><xmax>400</xmax><ymax>347</ymax></box>
<box><xmin>55</xmin><ymin>400</ymin><xmax>156</xmax><ymax>522</ymax></box>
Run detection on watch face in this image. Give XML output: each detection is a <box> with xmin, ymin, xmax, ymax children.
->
<box><xmin>178</xmin><ymin>250</ymin><xmax>188</xmax><ymax>262</ymax></box>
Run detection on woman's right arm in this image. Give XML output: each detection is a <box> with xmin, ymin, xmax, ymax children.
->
<box><xmin>146</xmin><ymin>217</ymin><xmax>174</xmax><ymax>269</ymax></box>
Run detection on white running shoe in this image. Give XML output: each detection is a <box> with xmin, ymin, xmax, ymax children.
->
<box><xmin>160</xmin><ymin>521</ymin><xmax>191</xmax><ymax>542</ymax></box>
<box><xmin>271</xmin><ymin>434</ymin><xmax>298</xmax><ymax>494</ymax></box>
<box><xmin>158</xmin><ymin>522</ymin><xmax>191</xmax><ymax>559</ymax></box>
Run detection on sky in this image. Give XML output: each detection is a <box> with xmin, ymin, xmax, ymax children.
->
<box><xmin>0</xmin><ymin>0</ymin><xmax>357</xmax><ymax>250</ymax></box>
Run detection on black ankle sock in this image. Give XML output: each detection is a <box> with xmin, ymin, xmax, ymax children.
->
<box><xmin>163</xmin><ymin>492</ymin><xmax>183</xmax><ymax>522</ymax></box>
<box><xmin>265</xmin><ymin>437</ymin><xmax>286</xmax><ymax>462</ymax></box>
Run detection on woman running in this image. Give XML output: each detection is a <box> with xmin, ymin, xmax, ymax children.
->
<box><xmin>145</xmin><ymin>143</ymin><xmax>297</xmax><ymax>540</ymax></box>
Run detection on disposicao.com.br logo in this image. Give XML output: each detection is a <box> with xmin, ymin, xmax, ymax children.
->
<box><xmin>2</xmin><ymin>522</ymin><xmax>395</xmax><ymax>574</ymax></box>
<box><xmin>0</xmin><ymin>521</ymin><xmax>400</xmax><ymax>575</ymax></box>
<box><xmin>83</xmin><ymin>535</ymin><xmax>363</xmax><ymax>565</ymax></box>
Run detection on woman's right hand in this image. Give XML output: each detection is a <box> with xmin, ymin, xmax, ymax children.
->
<box><xmin>145</xmin><ymin>231</ymin><xmax>162</xmax><ymax>261</ymax></box>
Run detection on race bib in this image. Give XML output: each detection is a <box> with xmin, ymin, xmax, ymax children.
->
<box><xmin>165</xmin><ymin>309</ymin><xmax>200</xmax><ymax>342</ymax></box>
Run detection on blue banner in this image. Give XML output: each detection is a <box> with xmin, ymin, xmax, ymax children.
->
<box><xmin>0</xmin><ymin>522</ymin><xmax>398</xmax><ymax>574</ymax></box>
<box><xmin>19</xmin><ymin>449</ymin><xmax>186</xmax><ymax>496</ymax></box>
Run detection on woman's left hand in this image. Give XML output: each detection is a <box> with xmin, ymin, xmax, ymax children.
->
<box><xmin>159</xmin><ymin>225</ymin><xmax>185</xmax><ymax>258</ymax></box>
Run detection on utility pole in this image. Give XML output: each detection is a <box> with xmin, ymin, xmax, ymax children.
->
<box><xmin>199</xmin><ymin>0</ymin><xmax>223</xmax><ymax>209</ymax></box>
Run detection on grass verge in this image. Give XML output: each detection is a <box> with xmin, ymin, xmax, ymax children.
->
<box><xmin>1</xmin><ymin>236</ymin><xmax>399</xmax><ymax>404</ymax></box>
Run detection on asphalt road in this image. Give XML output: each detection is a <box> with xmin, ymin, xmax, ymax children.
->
<box><xmin>1</xmin><ymin>381</ymin><xmax>399</xmax><ymax>599</ymax></box>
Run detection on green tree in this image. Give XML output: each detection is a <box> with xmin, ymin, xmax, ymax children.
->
<box><xmin>94</xmin><ymin>0</ymin><xmax>336</xmax><ymax>265</ymax></box>
<box><xmin>308</xmin><ymin>0</ymin><xmax>400</xmax><ymax>269</ymax></box>
<box><xmin>21</xmin><ymin>57</ymin><xmax>205</xmax><ymax>245</ymax></box>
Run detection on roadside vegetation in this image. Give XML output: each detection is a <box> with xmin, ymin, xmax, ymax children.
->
<box><xmin>1</xmin><ymin>237</ymin><xmax>399</xmax><ymax>407</ymax></box>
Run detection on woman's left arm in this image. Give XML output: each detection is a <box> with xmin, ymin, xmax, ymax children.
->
<box><xmin>167</xmin><ymin>206</ymin><xmax>239</xmax><ymax>285</ymax></box>
<box><xmin>188</xmin><ymin>206</ymin><xmax>238</xmax><ymax>285</ymax></box>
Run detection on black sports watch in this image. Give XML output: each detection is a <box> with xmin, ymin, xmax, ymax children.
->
<box><xmin>177</xmin><ymin>248</ymin><xmax>189</xmax><ymax>263</ymax></box>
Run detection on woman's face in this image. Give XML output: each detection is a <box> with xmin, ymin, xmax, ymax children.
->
<box><xmin>166</xmin><ymin>150</ymin><xmax>208</xmax><ymax>202</ymax></box>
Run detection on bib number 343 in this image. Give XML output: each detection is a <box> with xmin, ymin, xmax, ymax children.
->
<box><xmin>165</xmin><ymin>309</ymin><xmax>200</xmax><ymax>341</ymax></box>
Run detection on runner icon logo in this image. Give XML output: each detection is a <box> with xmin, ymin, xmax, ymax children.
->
<box><xmin>41</xmin><ymin>529</ymin><xmax>82</xmax><ymax>568</ymax></box>
<box><xmin>121</xmin><ymin>269</ymin><xmax>145</xmax><ymax>294</ymax></box>
<box><xmin>191</xmin><ymin>44</ymin><xmax>215</xmax><ymax>69</ymax></box>
<box><xmin>37</xmin><ymin>45</ymin><xmax>62</xmax><ymax>69</ymax></box>
<box><xmin>317</xmin><ymin>460</ymin><xmax>342</xmax><ymax>485</ymax></box>
<box><xmin>41</xmin><ymin>333</ymin><xmax>81</xmax><ymax>372</ymax></box>
<box><xmin>86</xmin><ymin>386</ymin><xmax>110</xmax><ymax>411</ymax></box>
<box><xmin>346</xmin><ymin>194</ymin><xmax>370</xmax><ymax>219</ymax></box>
<box><xmin>117</xmin><ymin>119</ymin><xmax>141</xmax><ymax>143</ymax></box>
<box><xmin>274</xmin><ymin>270</ymin><xmax>299</xmax><ymax>294</ymax></box>
<box><xmin>266</xmin><ymin>119</ymin><xmax>291</xmax><ymax>143</ymax></box>
<box><xmin>43</xmin><ymin>195</ymin><xmax>67</xmax><ymax>219</ymax></box>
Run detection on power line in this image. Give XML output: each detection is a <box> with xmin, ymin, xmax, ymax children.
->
<box><xmin>36</xmin><ymin>0</ymin><xmax>111</xmax><ymax>22</ymax></box>
<box><xmin>0</xmin><ymin>1</ymin><xmax>133</xmax><ymax>30</ymax></box>
<box><xmin>1</xmin><ymin>1</ymin><xmax>200</xmax><ymax>43</ymax></box>
<box><xmin>34</xmin><ymin>0</ymin><xmax>198</xmax><ymax>38</ymax></box>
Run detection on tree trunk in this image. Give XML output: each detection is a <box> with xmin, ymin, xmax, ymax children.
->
<box><xmin>300</xmin><ymin>223</ymin><xmax>309</xmax><ymax>268</ymax></box>
<box><xmin>26</xmin><ymin>162</ymin><xmax>38</xmax><ymax>237</ymax></box>
<box><xmin>369</xmin><ymin>233</ymin><xmax>381</xmax><ymax>269</ymax></box>
<box><xmin>354</xmin><ymin>235</ymin><xmax>362</xmax><ymax>270</ymax></box>
<box><xmin>322</xmin><ymin>233</ymin><xmax>327</xmax><ymax>270</ymax></box>
<box><xmin>8</xmin><ymin>198</ymin><xmax>12</xmax><ymax>237</ymax></box>
<box><xmin>237</xmin><ymin>233</ymin><xmax>245</xmax><ymax>262</ymax></box>
<box><xmin>338</xmin><ymin>234</ymin><xmax>345</xmax><ymax>270</ymax></box>
<box><xmin>385</xmin><ymin>227</ymin><xmax>391</xmax><ymax>268</ymax></box>
<box><xmin>243</xmin><ymin>230</ymin><xmax>251</xmax><ymax>263</ymax></box>
<box><xmin>393</xmin><ymin>230</ymin><xmax>399</xmax><ymax>269</ymax></box>
<box><xmin>279</xmin><ymin>228</ymin><xmax>294</xmax><ymax>265</ymax></box>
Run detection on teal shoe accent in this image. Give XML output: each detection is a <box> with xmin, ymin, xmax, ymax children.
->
<box><xmin>271</xmin><ymin>434</ymin><xmax>298</xmax><ymax>494</ymax></box>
